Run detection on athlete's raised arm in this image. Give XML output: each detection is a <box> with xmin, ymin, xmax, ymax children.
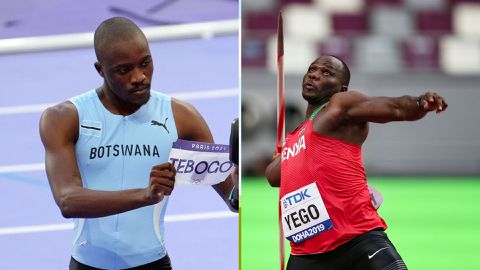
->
<box><xmin>329</xmin><ymin>90</ymin><xmax>447</xmax><ymax>124</ymax></box>
<box><xmin>40</xmin><ymin>102</ymin><xmax>174</xmax><ymax>218</ymax></box>
<box><xmin>172</xmin><ymin>98</ymin><xmax>238</xmax><ymax>212</ymax></box>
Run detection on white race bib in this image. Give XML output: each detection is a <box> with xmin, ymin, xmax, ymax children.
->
<box><xmin>281</xmin><ymin>182</ymin><xmax>333</xmax><ymax>244</ymax></box>
<box><xmin>168</xmin><ymin>139</ymin><xmax>235</xmax><ymax>186</ymax></box>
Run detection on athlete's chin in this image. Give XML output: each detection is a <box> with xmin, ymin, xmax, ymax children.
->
<box><xmin>302</xmin><ymin>90</ymin><xmax>318</xmax><ymax>103</ymax></box>
<box><xmin>130</xmin><ymin>89</ymin><xmax>150</xmax><ymax>105</ymax></box>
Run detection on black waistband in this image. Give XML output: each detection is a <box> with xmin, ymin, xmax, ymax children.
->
<box><xmin>69</xmin><ymin>255</ymin><xmax>171</xmax><ymax>270</ymax></box>
<box><xmin>336</xmin><ymin>227</ymin><xmax>386</xmax><ymax>252</ymax></box>
<box><xmin>293</xmin><ymin>228</ymin><xmax>386</xmax><ymax>258</ymax></box>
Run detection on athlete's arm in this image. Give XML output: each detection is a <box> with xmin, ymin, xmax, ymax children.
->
<box><xmin>331</xmin><ymin>91</ymin><xmax>447</xmax><ymax>124</ymax></box>
<box><xmin>40</xmin><ymin>102</ymin><xmax>174</xmax><ymax>218</ymax></box>
<box><xmin>172</xmin><ymin>98</ymin><xmax>238</xmax><ymax>213</ymax></box>
<box><xmin>265</xmin><ymin>154</ymin><xmax>281</xmax><ymax>187</ymax></box>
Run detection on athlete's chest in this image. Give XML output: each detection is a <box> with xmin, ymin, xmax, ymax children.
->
<box><xmin>280</xmin><ymin>122</ymin><xmax>315</xmax><ymax>193</ymax></box>
<box><xmin>76</xmin><ymin>116</ymin><xmax>177</xmax><ymax>166</ymax></box>
<box><xmin>281</xmin><ymin>122</ymin><xmax>311</xmax><ymax>163</ymax></box>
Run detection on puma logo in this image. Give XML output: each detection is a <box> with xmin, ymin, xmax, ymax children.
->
<box><xmin>151</xmin><ymin>118</ymin><xmax>169</xmax><ymax>133</ymax></box>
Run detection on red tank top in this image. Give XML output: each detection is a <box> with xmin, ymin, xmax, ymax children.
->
<box><xmin>280</xmin><ymin>120</ymin><xmax>387</xmax><ymax>255</ymax></box>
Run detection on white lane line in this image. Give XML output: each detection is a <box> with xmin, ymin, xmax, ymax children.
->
<box><xmin>0</xmin><ymin>103</ymin><xmax>52</xmax><ymax>115</ymax></box>
<box><xmin>165</xmin><ymin>210</ymin><xmax>236</xmax><ymax>222</ymax></box>
<box><xmin>0</xmin><ymin>223</ymin><xmax>73</xmax><ymax>235</ymax></box>
<box><xmin>0</xmin><ymin>163</ymin><xmax>44</xmax><ymax>173</ymax></box>
<box><xmin>0</xmin><ymin>210</ymin><xmax>236</xmax><ymax>236</ymax></box>
<box><xmin>0</xmin><ymin>20</ymin><xmax>238</xmax><ymax>54</ymax></box>
<box><xmin>0</xmin><ymin>88</ymin><xmax>238</xmax><ymax>116</ymax></box>
<box><xmin>172</xmin><ymin>88</ymin><xmax>238</xmax><ymax>100</ymax></box>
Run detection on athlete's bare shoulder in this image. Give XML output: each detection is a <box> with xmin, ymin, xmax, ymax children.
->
<box><xmin>330</xmin><ymin>90</ymin><xmax>369</xmax><ymax>109</ymax></box>
<box><xmin>313</xmin><ymin>91</ymin><xmax>369</xmax><ymax>140</ymax></box>
<box><xmin>41</xmin><ymin>101</ymin><xmax>78</xmax><ymax>126</ymax></box>
<box><xmin>171</xmin><ymin>97</ymin><xmax>198</xmax><ymax>117</ymax></box>
<box><xmin>45</xmin><ymin>101</ymin><xmax>76</xmax><ymax>115</ymax></box>
<box><xmin>171</xmin><ymin>97</ymin><xmax>213</xmax><ymax>142</ymax></box>
<box><xmin>40</xmin><ymin>101</ymin><xmax>79</xmax><ymax>144</ymax></box>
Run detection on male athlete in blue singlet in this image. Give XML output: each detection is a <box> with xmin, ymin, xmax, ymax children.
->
<box><xmin>39</xmin><ymin>17</ymin><xmax>238</xmax><ymax>270</ymax></box>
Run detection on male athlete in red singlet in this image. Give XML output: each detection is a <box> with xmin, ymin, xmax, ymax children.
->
<box><xmin>265</xmin><ymin>55</ymin><xmax>448</xmax><ymax>270</ymax></box>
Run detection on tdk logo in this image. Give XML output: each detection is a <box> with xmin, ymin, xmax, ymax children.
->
<box><xmin>283</xmin><ymin>188</ymin><xmax>311</xmax><ymax>209</ymax></box>
<box><xmin>282</xmin><ymin>135</ymin><xmax>306</xmax><ymax>161</ymax></box>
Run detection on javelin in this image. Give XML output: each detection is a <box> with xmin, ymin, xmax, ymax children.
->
<box><xmin>276</xmin><ymin>12</ymin><xmax>286</xmax><ymax>270</ymax></box>
<box><xmin>276</xmin><ymin>12</ymin><xmax>285</xmax><ymax>155</ymax></box>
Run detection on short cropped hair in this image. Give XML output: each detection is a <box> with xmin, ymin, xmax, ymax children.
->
<box><xmin>94</xmin><ymin>17</ymin><xmax>146</xmax><ymax>62</ymax></box>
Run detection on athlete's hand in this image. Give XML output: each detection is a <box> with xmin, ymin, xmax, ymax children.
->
<box><xmin>146</xmin><ymin>162</ymin><xmax>176</xmax><ymax>204</ymax></box>
<box><xmin>418</xmin><ymin>92</ymin><xmax>448</xmax><ymax>113</ymax></box>
<box><xmin>231</xmin><ymin>165</ymin><xmax>239</xmax><ymax>189</ymax></box>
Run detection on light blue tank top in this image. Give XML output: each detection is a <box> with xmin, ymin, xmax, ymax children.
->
<box><xmin>69</xmin><ymin>89</ymin><xmax>178</xmax><ymax>269</ymax></box>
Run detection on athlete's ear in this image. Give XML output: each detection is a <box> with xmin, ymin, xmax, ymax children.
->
<box><xmin>341</xmin><ymin>85</ymin><xmax>348</xmax><ymax>92</ymax></box>
<box><xmin>94</xmin><ymin>62</ymin><xmax>104</xmax><ymax>78</ymax></box>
